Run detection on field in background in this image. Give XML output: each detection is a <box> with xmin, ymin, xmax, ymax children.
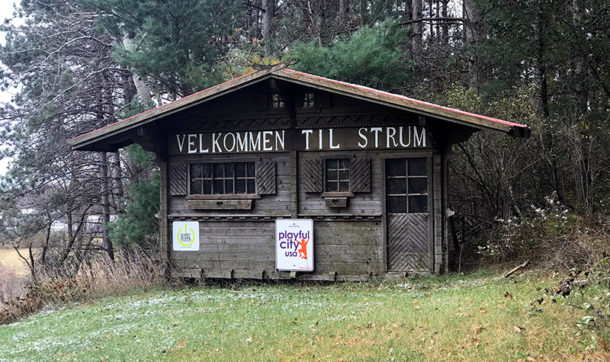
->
<box><xmin>0</xmin><ymin>248</ymin><xmax>33</xmax><ymax>276</ymax></box>
<box><xmin>0</xmin><ymin>271</ymin><xmax>607</xmax><ymax>361</ymax></box>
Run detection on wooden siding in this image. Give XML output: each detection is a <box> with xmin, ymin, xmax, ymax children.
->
<box><xmin>298</xmin><ymin>151</ymin><xmax>383</xmax><ymax>217</ymax></box>
<box><xmin>171</xmin><ymin>220</ymin><xmax>382</xmax><ymax>279</ymax></box>
<box><xmin>167</xmin><ymin>153</ymin><xmax>291</xmax><ymax>217</ymax></box>
<box><xmin>161</xmin><ymin>85</ymin><xmax>450</xmax><ymax>279</ymax></box>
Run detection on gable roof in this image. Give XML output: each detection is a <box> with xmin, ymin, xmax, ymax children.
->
<box><xmin>68</xmin><ymin>65</ymin><xmax>530</xmax><ymax>151</ymax></box>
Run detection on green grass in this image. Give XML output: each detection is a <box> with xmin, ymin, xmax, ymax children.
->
<box><xmin>0</xmin><ymin>271</ymin><xmax>607</xmax><ymax>361</ymax></box>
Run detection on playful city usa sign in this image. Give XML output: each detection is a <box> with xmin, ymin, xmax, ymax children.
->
<box><xmin>275</xmin><ymin>219</ymin><xmax>314</xmax><ymax>271</ymax></box>
<box><xmin>170</xmin><ymin>126</ymin><xmax>427</xmax><ymax>154</ymax></box>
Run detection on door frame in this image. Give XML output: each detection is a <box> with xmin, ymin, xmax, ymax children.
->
<box><xmin>380</xmin><ymin>151</ymin><xmax>434</xmax><ymax>273</ymax></box>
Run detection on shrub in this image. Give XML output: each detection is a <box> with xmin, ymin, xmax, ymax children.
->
<box><xmin>475</xmin><ymin>193</ymin><xmax>610</xmax><ymax>269</ymax></box>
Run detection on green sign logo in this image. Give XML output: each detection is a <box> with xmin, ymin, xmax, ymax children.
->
<box><xmin>176</xmin><ymin>223</ymin><xmax>196</xmax><ymax>247</ymax></box>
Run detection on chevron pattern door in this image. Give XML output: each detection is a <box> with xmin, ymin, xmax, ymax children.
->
<box><xmin>386</xmin><ymin>158</ymin><xmax>431</xmax><ymax>272</ymax></box>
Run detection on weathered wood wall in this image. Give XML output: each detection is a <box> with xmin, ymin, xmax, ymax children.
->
<box><xmin>161</xmin><ymin>80</ymin><xmax>453</xmax><ymax>280</ymax></box>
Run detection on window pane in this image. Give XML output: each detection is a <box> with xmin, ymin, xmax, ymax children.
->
<box><xmin>327</xmin><ymin>170</ymin><xmax>338</xmax><ymax>181</ymax></box>
<box><xmin>213</xmin><ymin>163</ymin><xmax>223</xmax><ymax>177</ymax></box>
<box><xmin>213</xmin><ymin>180</ymin><xmax>224</xmax><ymax>194</ymax></box>
<box><xmin>247</xmin><ymin>179</ymin><xmax>255</xmax><ymax>193</ymax></box>
<box><xmin>408</xmin><ymin>178</ymin><xmax>427</xmax><ymax>194</ymax></box>
<box><xmin>235</xmin><ymin>163</ymin><xmax>245</xmax><ymax>177</ymax></box>
<box><xmin>190</xmin><ymin>180</ymin><xmax>202</xmax><ymax>194</ymax></box>
<box><xmin>387</xmin><ymin>178</ymin><xmax>406</xmax><ymax>194</ymax></box>
<box><xmin>225</xmin><ymin>163</ymin><xmax>234</xmax><ymax>177</ymax></box>
<box><xmin>339</xmin><ymin>170</ymin><xmax>349</xmax><ymax>181</ymax></box>
<box><xmin>203</xmin><ymin>180</ymin><xmax>212</xmax><ymax>194</ymax></box>
<box><xmin>326</xmin><ymin>181</ymin><xmax>338</xmax><ymax>192</ymax></box>
<box><xmin>235</xmin><ymin>179</ymin><xmax>246</xmax><ymax>193</ymax></box>
<box><xmin>203</xmin><ymin>164</ymin><xmax>212</xmax><ymax>178</ymax></box>
<box><xmin>225</xmin><ymin>180</ymin><xmax>233</xmax><ymax>193</ymax></box>
<box><xmin>388</xmin><ymin>196</ymin><xmax>407</xmax><ymax>213</ymax></box>
<box><xmin>327</xmin><ymin>159</ymin><xmax>337</xmax><ymax>169</ymax></box>
<box><xmin>246</xmin><ymin>162</ymin><xmax>255</xmax><ymax>177</ymax></box>
<box><xmin>408</xmin><ymin>158</ymin><xmax>427</xmax><ymax>176</ymax></box>
<box><xmin>409</xmin><ymin>195</ymin><xmax>428</xmax><ymax>213</ymax></box>
<box><xmin>192</xmin><ymin>164</ymin><xmax>203</xmax><ymax>178</ymax></box>
<box><xmin>339</xmin><ymin>181</ymin><xmax>350</xmax><ymax>192</ymax></box>
<box><xmin>339</xmin><ymin>159</ymin><xmax>348</xmax><ymax>169</ymax></box>
<box><xmin>386</xmin><ymin>159</ymin><xmax>406</xmax><ymax>176</ymax></box>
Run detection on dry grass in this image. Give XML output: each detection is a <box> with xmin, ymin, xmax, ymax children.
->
<box><xmin>0</xmin><ymin>248</ymin><xmax>36</xmax><ymax>276</ymax></box>
<box><xmin>0</xmin><ymin>249</ymin><xmax>166</xmax><ymax>324</ymax></box>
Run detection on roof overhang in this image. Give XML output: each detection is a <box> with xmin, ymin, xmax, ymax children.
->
<box><xmin>68</xmin><ymin>65</ymin><xmax>530</xmax><ymax>152</ymax></box>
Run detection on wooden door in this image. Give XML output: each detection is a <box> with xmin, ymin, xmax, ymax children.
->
<box><xmin>385</xmin><ymin>157</ymin><xmax>431</xmax><ymax>272</ymax></box>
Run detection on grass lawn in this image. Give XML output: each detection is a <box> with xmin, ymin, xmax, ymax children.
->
<box><xmin>0</xmin><ymin>270</ymin><xmax>607</xmax><ymax>361</ymax></box>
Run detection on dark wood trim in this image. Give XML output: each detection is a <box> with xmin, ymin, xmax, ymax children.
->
<box><xmin>186</xmin><ymin>194</ymin><xmax>261</xmax><ymax>200</ymax></box>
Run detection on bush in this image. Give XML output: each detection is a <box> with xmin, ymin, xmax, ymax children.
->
<box><xmin>475</xmin><ymin>193</ymin><xmax>610</xmax><ymax>269</ymax></box>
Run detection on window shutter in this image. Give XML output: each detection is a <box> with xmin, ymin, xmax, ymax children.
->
<box><xmin>302</xmin><ymin>158</ymin><xmax>323</xmax><ymax>193</ymax></box>
<box><xmin>350</xmin><ymin>158</ymin><xmax>371</xmax><ymax>193</ymax></box>
<box><xmin>256</xmin><ymin>161</ymin><xmax>276</xmax><ymax>195</ymax></box>
<box><xmin>169</xmin><ymin>162</ymin><xmax>187</xmax><ymax>196</ymax></box>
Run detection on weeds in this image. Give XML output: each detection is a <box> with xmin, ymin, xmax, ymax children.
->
<box><xmin>476</xmin><ymin>194</ymin><xmax>610</xmax><ymax>270</ymax></box>
<box><xmin>0</xmin><ymin>249</ymin><xmax>165</xmax><ymax>325</ymax></box>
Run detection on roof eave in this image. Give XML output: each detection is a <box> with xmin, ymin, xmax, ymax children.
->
<box><xmin>68</xmin><ymin>70</ymin><xmax>277</xmax><ymax>150</ymax></box>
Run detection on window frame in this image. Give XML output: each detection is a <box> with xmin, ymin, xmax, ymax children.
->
<box><xmin>321</xmin><ymin>157</ymin><xmax>354</xmax><ymax>198</ymax></box>
<box><xmin>384</xmin><ymin>156</ymin><xmax>431</xmax><ymax>214</ymax></box>
<box><xmin>187</xmin><ymin>160</ymin><xmax>259</xmax><ymax>200</ymax></box>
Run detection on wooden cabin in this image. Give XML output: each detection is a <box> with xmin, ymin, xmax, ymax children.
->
<box><xmin>69</xmin><ymin>65</ymin><xmax>529</xmax><ymax>281</ymax></box>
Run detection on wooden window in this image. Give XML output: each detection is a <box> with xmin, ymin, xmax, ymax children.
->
<box><xmin>302</xmin><ymin>92</ymin><xmax>315</xmax><ymax>108</ymax></box>
<box><xmin>386</xmin><ymin>158</ymin><xmax>428</xmax><ymax>213</ymax></box>
<box><xmin>271</xmin><ymin>93</ymin><xmax>285</xmax><ymax>109</ymax></box>
<box><xmin>190</xmin><ymin>162</ymin><xmax>256</xmax><ymax>195</ymax></box>
<box><xmin>325</xmin><ymin>159</ymin><xmax>350</xmax><ymax>192</ymax></box>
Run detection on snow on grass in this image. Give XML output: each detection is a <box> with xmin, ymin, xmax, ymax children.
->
<box><xmin>0</xmin><ymin>273</ymin><xmax>605</xmax><ymax>361</ymax></box>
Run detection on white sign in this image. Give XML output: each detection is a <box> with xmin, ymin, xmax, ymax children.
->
<box><xmin>275</xmin><ymin>219</ymin><xmax>314</xmax><ymax>271</ymax></box>
<box><xmin>172</xmin><ymin>221</ymin><xmax>199</xmax><ymax>251</ymax></box>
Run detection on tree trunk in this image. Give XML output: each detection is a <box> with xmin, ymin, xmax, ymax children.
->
<box><xmin>261</xmin><ymin>0</ymin><xmax>274</xmax><ymax>55</ymax></box>
<box><xmin>100</xmin><ymin>152</ymin><xmax>115</xmax><ymax>262</ymax></box>
<box><xmin>411</xmin><ymin>0</ymin><xmax>423</xmax><ymax>65</ymax></box>
<box><xmin>338</xmin><ymin>0</ymin><xmax>347</xmax><ymax>24</ymax></box>
<box><xmin>122</xmin><ymin>37</ymin><xmax>154</xmax><ymax>107</ymax></box>
<box><xmin>534</xmin><ymin>9</ymin><xmax>549</xmax><ymax>118</ymax></box>
<box><xmin>463</xmin><ymin>0</ymin><xmax>481</xmax><ymax>90</ymax></box>
<box><xmin>463</xmin><ymin>0</ymin><xmax>480</xmax><ymax>44</ymax></box>
<box><xmin>112</xmin><ymin>151</ymin><xmax>124</xmax><ymax>214</ymax></box>
<box><xmin>441</xmin><ymin>0</ymin><xmax>448</xmax><ymax>44</ymax></box>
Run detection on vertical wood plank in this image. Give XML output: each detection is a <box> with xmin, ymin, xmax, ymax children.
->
<box><xmin>158</xmin><ymin>157</ymin><xmax>170</xmax><ymax>276</ymax></box>
<box><xmin>442</xmin><ymin>150</ymin><xmax>450</xmax><ymax>273</ymax></box>
<box><xmin>433</xmin><ymin>153</ymin><xmax>443</xmax><ymax>274</ymax></box>
<box><xmin>290</xmin><ymin>151</ymin><xmax>298</xmax><ymax>218</ymax></box>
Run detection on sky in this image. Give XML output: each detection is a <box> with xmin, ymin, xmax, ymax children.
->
<box><xmin>0</xmin><ymin>0</ymin><xmax>19</xmax><ymax>176</ymax></box>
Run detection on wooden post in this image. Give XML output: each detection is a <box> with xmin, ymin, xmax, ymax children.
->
<box><xmin>290</xmin><ymin>150</ymin><xmax>298</xmax><ymax>218</ymax></box>
<box><xmin>158</xmin><ymin>157</ymin><xmax>170</xmax><ymax>277</ymax></box>
<box><xmin>442</xmin><ymin>148</ymin><xmax>450</xmax><ymax>273</ymax></box>
<box><xmin>433</xmin><ymin>152</ymin><xmax>443</xmax><ymax>274</ymax></box>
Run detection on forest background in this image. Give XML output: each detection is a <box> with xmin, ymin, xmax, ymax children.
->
<box><xmin>0</xmin><ymin>0</ymin><xmax>608</xmax><ymax>282</ymax></box>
